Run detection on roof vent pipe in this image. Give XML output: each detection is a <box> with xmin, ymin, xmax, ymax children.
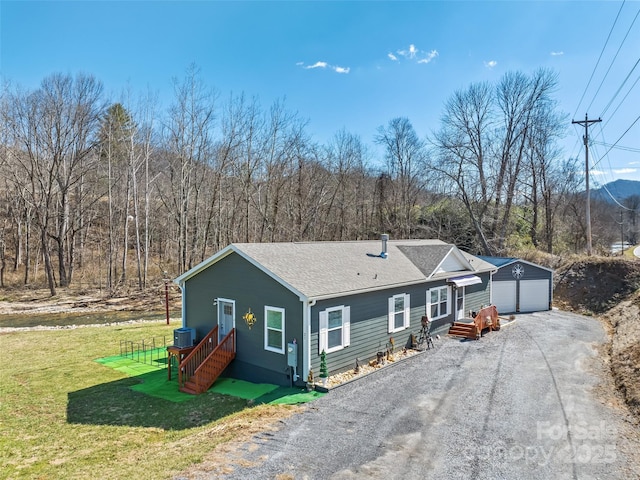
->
<box><xmin>381</xmin><ymin>234</ymin><xmax>389</xmax><ymax>258</ymax></box>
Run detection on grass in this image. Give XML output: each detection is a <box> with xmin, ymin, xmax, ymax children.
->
<box><xmin>0</xmin><ymin>319</ymin><xmax>300</xmax><ymax>479</ymax></box>
<box><xmin>623</xmin><ymin>245</ymin><xmax>639</xmax><ymax>260</ymax></box>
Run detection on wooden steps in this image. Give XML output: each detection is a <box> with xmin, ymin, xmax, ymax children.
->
<box><xmin>449</xmin><ymin>305</ymin><xmax>502</xmax><ymax>340</ymax></box>
<box><xmin>178</xmin><ymin>327</ymin><xmax>236</xmax><ymax>394</ymax></box>
<box><xmin>180</xmin><ymin>381</ymin><xmax>199</xmax><ymax>395</ymax></box>
<box><xmin>448</xmin><ymin>322</ymin><xmax>479</xmax><ymax>340</ymax></box>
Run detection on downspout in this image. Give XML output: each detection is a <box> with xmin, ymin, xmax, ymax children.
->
<box><xmin>302</xmin><ymin>298</ymin><xmax>316</xmax><ymax>384</ymax></box>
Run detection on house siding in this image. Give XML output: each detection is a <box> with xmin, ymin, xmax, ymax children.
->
<box><xmin>309</xmin><ymin>281</ymin><xmax>468</xmax><ymax>376</ymax></box>
<box><xmin>492</xmin><ymin>262</ymin><xmax>550</xmax><ymax>281</ymax></box>
<box><xmin>464</xmin><ymin>273</ymin><xmax>492</xmax><ymax>314</ymax></box>
<box><xmin>183</xmin><ymin>252</ymin><xmax>303</xmax><ymax>386</ymax></box>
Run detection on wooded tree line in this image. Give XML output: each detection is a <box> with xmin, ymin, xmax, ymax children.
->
<box><xmin>0</xmin><ymin>67</ymin><xmax>635</xmax><ymax>295</ymax></box>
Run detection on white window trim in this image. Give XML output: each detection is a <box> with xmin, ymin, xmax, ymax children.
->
<box><xmin>428</xmin><ymin>286</ymin><xmax>450</xmax><ymax>320</ymax></box>
<box><xmin>319</xmin><ymin>305</ymin><xmax>350</xmax><ymax>354</ymax></box>
<box><xmin>388</xmin><ymin>293</ymin><xmax>410</xmax><ymax>333</ymax></box>
<box><xmin>264</xmin><ymin>305</ymin><xmax>285</xmax><ymax>354</ymax></box>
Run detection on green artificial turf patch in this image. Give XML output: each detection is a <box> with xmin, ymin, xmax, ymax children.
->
<box><xmin>209</xmin><ymin>377</ymin><xmax>279</xmax><ymax>399</ymax></box>
<box><xmin>255</xmin><ymin>387</ymin><xmax>326</xmax><ymax>405</ymax></box>
<box><xmin>96</xmin><ymin>354</ymin><xmax>326</xmax><ymax>405</ymax></box>
<box><xmin>96</xmin><ymin>353</ymin><xmax>194</xmax><ymax>403</ymax></box>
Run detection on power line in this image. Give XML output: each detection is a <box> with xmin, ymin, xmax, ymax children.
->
<box><xmin>588</xmin><ymin>6</ymin><xmax>640</xmax><ymax>114</ymax></box>
<box><xmin>573</xmin><ymin>0</ymin><xmax>626</xmax><ymax>118</ymax></box>
<box><xmin>592</xmin><ymin>140</ymin><xmax>640</xmax><ymax>153</ymax></box>
<box><xmin>599</xmin><ymin>56</ymin><xmax>640</xmax><ymax>119</ymax></box>
<box><xmin>591</xmin><ymin>128</ymin><xmax>617</xmax><ymax>188</ymax></box>
<box><xmin>592</xmin><ymin>113</ymin><xmax>640</xmax><ymax>168</ymax></box>
<box><xmin>591</xmin><ymin>176</ymin><xmax>634</xmax><ymax>210</ymax></box>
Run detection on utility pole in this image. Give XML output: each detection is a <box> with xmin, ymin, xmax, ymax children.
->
<box><xmin>620</xmin><ymin>210</ymin><xmax>624</xmax><ymax>256</ymax></box>
<box><xmin>572</xmin><ymin>114</ymin><xmax>602</xmax><ymax>256</ymax></box>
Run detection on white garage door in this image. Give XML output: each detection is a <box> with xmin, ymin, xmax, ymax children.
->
<box><xmin>519</xmin><ymin>279</ymin><xmax>550</xmax><ymax>312</ymax></box>
<box><xmin>492</xmin><ymin>281</ymin><xmax>516</xmax><ymax>314</ymax></box>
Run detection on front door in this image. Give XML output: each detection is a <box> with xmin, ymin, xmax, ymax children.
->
<box><xmin>218</xmin><ymin>299</ymin><xmax>235</xmax><ymax>342</ymax></box>
<box><xmin>456</xmin><ymin>287</ymin><xmax>465</xmax><ymax>320</ymax></box>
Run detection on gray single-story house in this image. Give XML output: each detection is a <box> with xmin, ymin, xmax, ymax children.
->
<box><xmin>479</xmin><ymin>256</ymin><xmax>553</xmax><ymax>314</ymax></box>
<box><xmin>174</xmin><ymin>238</ymin><xmax>496</xmax><ymax>388</ymax></box>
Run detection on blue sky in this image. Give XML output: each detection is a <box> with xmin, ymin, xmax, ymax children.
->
<box><xmin>1</xmin><ymin>1</ymin><xmax>639</xmax><ymax>185</ymax></box>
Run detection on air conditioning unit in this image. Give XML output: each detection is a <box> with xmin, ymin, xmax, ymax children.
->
<box><xmin>173</xmin><ymin>328</ymin><xmax>195</xmax><ymax>348</ymax></box>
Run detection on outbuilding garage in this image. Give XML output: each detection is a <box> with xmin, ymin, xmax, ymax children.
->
<box><xmin>479</xmin><ymin>257</ymin><xmax>553</xmax><ymax>314</ymax></box>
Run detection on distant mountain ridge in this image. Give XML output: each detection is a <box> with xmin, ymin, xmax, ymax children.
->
<box><xmin>592</xmin><ymin>179</ymin><xmax>640</xmax><ymax>202</ymax></box>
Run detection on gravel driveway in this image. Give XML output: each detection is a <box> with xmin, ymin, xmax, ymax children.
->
<box><xmin>205</xmin><ymin>310</ymin><xmax>640</xmax><ymax>479</ymax></box>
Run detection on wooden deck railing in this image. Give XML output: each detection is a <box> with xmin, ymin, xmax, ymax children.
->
<box><xmin>190</xmin><ymin>328</ymin><xmax>236</xmax><ymax>393</ymax></box>
<box><xmin>178</xmin><ymin>325</ymin><xmax>219</xmax><ymax>388</ymax></box>
<box><xmin>473</xmin><ymin>305</ymin><xmax>500</xmax><ymax>333</ymax></box>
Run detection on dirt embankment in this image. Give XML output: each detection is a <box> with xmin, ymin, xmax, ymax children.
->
<box><xmin>552</xmin><ymin>256</ymin><xmax>640</xmax><ymax>419</ymax></box>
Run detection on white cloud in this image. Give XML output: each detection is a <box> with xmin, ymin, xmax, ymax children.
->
<box><xmin>392</xmin><ymin>44</ymin><xmax>438</xmax><ymax>64</ymax></box>
<box><xmin>591</xmin><ymin>169</ymin><xmax>606</xmax><ymax>176</ymax></box>
<box><xmin>613</xmin><ymin>168</ymin><xmax>638</xmax><ymax>174</ymax></box>
<box><xmin>550</xmin><ymin>51</ymin><xmax>564</xmax><ymax>56</ymax></box>
<box><xmin>305</xmin><ymin>61</ymin><xmax>328</xmax><ymax>70</ymax></box>
<box><xmin>484</xmin><ymin>60</ymin><xmax>498</xmax><ymax>68</ymax></box>
<box><xmin>299</xmin><ymin>61</ymin><xmax>350</xmax><ymax>74</ymax></box>
<box><xmin>629</xmin><ymin>161</ymin><xmax>640</xmax><ymax>165</ymax></box>
<box><xmin>417</xmin><ymin>50</ymin><xmax>439</xmax><ymax>64</ymax></box>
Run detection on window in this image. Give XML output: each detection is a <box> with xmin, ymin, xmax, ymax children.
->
<box><xmin>319</xmin><ymin>305</ymin><xmax>350</xmax><ymax>354</ymax></box>
<box><xmin>388</xmin><ymin>293</ymin><xmax>410</xmax><ymax>333</ymax></box>
<box><xmin>264</xmin><ymin>306</ymin><xmax>285</xmax><ymax>354</ymax></box>
<box><xmin>429</xmin><ymin>286</ymin><xmax>449</xmax><ymax>320</ymax></box>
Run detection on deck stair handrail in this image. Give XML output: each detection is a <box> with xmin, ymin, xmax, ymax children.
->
<box><xmin>178</xmin><ymin>327</ymin><xmax>236</xmax><ymax>394</ymax></box>
<box><xmin>178</xmin><ymin>325</ymin><xmax>219</xmax><ymax>388</ymax></box>
<box><xmin>190</xmin><ymin>328</ymin><xmax>236</xmax><ymax>394</ymax></box>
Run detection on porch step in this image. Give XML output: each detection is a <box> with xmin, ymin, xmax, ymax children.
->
<box><xmin>180</xmin><ymin>381</ymin><xmax>199</xmax><ymax>395</ymax></box>
<box><xmin>448</xmin><ymin>322</ymin><xmax>478</xmax><ymax>340</ymax></box>
<box><xmin>178</xmin><ymin>328</ymin><xmax>236</xmax><ymax>395</ymax></box>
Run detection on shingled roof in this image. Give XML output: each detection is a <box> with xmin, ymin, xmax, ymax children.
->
<box><xmin>176</xmin><ymin>239</ymin><xmax>495</xmax><ymax>301</ymax></box>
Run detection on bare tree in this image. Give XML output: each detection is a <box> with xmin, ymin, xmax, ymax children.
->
<box><xmin>323</xmin><ymin>129</ymin><xmax>370</xmax><ymax>240</ymax></box>
<box><xmin>375</xmin><ymin>117</ymin><xmax>427</xmax><ymax>237</ymax></box>
<box><xmin>431</xmin><ymin>69</ymin><xmax>564</xmax><ymax>254</ymax></box>
<box><xmin>160</xmin><ymin>65</ymin><xmax>217</xmax><ymax>272</ymax></box>
<box><xmin>5</xmin><ymin>73</ymin><xmax>104</xmax><ymax>295</ymax></box>
<box><xmin>431</xmin><ymin>81</ymin><xmax>494</xmax><ymax>253</ymax></box>
<box><xmin>98</xmin><ymin>103</ymin><xmax>135</xmax><ymax>291</ymax></box>
<box><xmin>623</xmin><ymin>195</ymin><xmax>640</xmax><ymax>245</ymax></box>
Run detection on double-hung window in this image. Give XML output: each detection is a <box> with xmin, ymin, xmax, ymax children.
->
<box><xmin>264</xmin><ymin>306</ymin><xmax>285</xmax><ymax>354</ymax></box>
<box><xmin>319</xmin><ymin>305</ymin><xmax>350</xmax><ymax>353</ymax></box>
<box><xmin>388</xmin><ymin>293</ymin><xmax>410</xmax><ymax>333</ymax></box>
<box><xmin>429</xmin><ymin>286</ymin><xmax>449</xmax><ymax>320</ymax></box>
